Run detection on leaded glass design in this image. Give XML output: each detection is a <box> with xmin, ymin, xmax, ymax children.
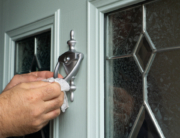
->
<box><xmin>105</xmin><ymin>0</ymin><xmax>180</xmax><ymax>138</ymax></box>
<box><xmin>106</xmin><ymin>6</ymin><xmax>142</xmax><ymax>57</ymax></box>
<box><xmin>147</xmin><ymin>50</ymin><xmax>180</xmax><ymax>138</ymax></box>
<box><xmin>14</xmin><ymin>31</ymin><xmax>51</xmax><ymax>138</ymax></box>
<box><xmin>137</xmin><ymin>109</ymin><xmax>160</xmax><ymax>138</ymax></box>
<box><xmin>105</xmin><ymin>57</ymin><xmax>143</xmax><ymax>137</ymax></box>
<box><xmin>135</xmin><ymin>36</ymin><xmax>152</xmax><ymax>70</ymax></box>
<box><xmin>146</xmin><ymin>0</ymin><xmax>180</xmax><ymax>49</ymax></box>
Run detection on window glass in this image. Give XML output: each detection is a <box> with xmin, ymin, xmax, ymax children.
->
<box><xmin>106</xmin><ymin>6</ymin><xmax>142</xmax><ymax>57</ymax></box>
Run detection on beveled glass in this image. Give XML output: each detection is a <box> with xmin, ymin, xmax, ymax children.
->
<box><xmin>137</xmin><ymin>109</ymin><xmax>160</xmax><ymax>138</ymax></box>
<box><xmin>147</xmin><ymin>49</ymin><xmax>180</xmax><ymax>138</ymax></box>
<box><xmin>136</xmin><ymin>36</ymin><xmax>152</xmax><ymax>70</ymax></box>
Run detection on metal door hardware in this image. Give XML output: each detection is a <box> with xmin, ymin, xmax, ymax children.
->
<box><xmin>53</xmin><ymin>30</ymin><xmax>84</xmax><ymax>102</ymax></box>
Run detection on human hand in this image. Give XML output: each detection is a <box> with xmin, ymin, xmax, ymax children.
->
<box><xmin>3</xmin><ymin>71</ymin><xmax>63</xmax><ymax>91</ymax></box>
<box><xmin>0</xmin><ymin>81</ymin><xmax>64</xmax><ymax>137</ymax></box>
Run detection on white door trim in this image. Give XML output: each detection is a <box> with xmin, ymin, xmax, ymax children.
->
<box><xmin>87</xmin><ymin>1</ymin><xmax>145</xmax><ymax>138</ymax></box>
<box><xmin>3</xmin><ymin>9</ymin><xmax>61</xmax><ymax>138</ymax></box>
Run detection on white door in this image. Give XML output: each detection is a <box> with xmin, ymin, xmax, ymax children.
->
<box><xmin>1</xmin><ymin>0</ymin><xmax>180</xmax><ymax>138</ymax></box>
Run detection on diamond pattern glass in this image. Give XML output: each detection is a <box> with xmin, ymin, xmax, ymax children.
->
<box><xmin>137</xmin><ymin>109</ymin><xmax>160</xmax><ymax>138</ymax></box>
<box><xmin>136</xmin><ymin>36</ymin><xmax>152</xmax><ymax>70</ymax></box>
<box><xmin>105</xmin><ymin>57</ymin><xmax>143</xmax><ymax>138</ymax></box>
<box><xmin>147</xmin><ymin>50</ymin><xmax>180</xmax><ymax>138</ymax></box>
<box><xmin>146</xmin><ymin>0</ymin><xmax>180</xmax><ymax>49</ymax></box>
<box><xmin>106</xmin><ymin>6</ymin><xmax>142</xmax><ymax>57</ymax></box>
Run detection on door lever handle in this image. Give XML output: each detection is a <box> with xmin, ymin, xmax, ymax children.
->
<box><xmin>53</xmin><ymin>30</ymin><xmax>84</xmax><ymax>102</ymax></box>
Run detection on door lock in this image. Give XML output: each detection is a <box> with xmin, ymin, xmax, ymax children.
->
<box><xmin>53</xmin><ymin>30</ymin><xmax>84</xmax><ymax>102</ymax></box>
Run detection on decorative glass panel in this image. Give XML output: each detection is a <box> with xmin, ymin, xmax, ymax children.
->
<box><xmin>106</xmin><ymin>0</ymin><xmax>180</xmax><ymax>138</ymax></box>
<box><xmin>137</xmin><ymin>109</ymin><xmax>160</xmax><ymax>138</ymax></box>
<box><xmin>135</xmin><ymin>36</ymin><xmax>152</xmax><ymax>70</ymax></box>
<box><xmin>147</xmin><ymin>50</ymin><xmax>180</xmax><ymax>138</ymax></box>
<box><xmin>146</xmin><ymin>0</ymin><xmax>180</xmax><ymax>49</ymax></box>
<box><xmin>105</xmin><ymin>57</ymin><xmax>143</xmax><ymax>138</ymax></box>
<box><xmin>36</xmin><ymin>31</ymin><xmax>51</xmax><ymax>70</ymax></box>
<box><xmin>106</xmin><ymin>6</ymin><xmax>142</xmax><ymax>57</ymax></box>
<box><xmin>15</xmin><ymin>37</ymin><xmax>34</xmax><ymax>74</ymax></box>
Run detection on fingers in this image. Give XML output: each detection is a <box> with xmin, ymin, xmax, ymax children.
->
<box><xmin>18</xmin><ymin>81</ymin><xmax>51</xmax><ymax>89</ymax></box>
<box><xmin>33</xmin><ymin>82</ymin><xmax>62</xmax><ymax>101</ymax></box>
<box><xmin>44</xmin><ymin>108</ymin><xmax>61</xmax><ymax>121</ymax></box>
<box><xmin>3</xmin><ymin>74</ymin><xmax>41</xmax><ymax>91</ymax></box>
<box><xmin>29</xmin><ymin>71</ymin><xmax>63</xmax><ymax>79</ymax></box>
<box><xmin>44</xmin><ymin>94</ymin><xmax>64</xmax><ymax>113</ymax></box>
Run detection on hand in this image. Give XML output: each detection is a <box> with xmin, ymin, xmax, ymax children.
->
<box><xmin>3</xmin><ymin>71</ymin><xmax>63</xmax><ymax>91</ymax></box>
<box><xmin>0</xmin><ymin>81</ymin><xmax>64</xmax><ymax>137</ymax></box>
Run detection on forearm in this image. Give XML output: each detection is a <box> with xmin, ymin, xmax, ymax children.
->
<box><xmin>0</xmin><ymin>98</ymin><xmax>8</xmax><ymax>138</ymax></box>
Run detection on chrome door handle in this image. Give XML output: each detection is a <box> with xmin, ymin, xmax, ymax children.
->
<box><xmin>53</xmin><ymin>30</ymin><xmax>84</xmax><ymax>102</ymax></box>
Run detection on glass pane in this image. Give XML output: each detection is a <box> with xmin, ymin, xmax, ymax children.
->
<box><xmin>105</xmin><ymin>57</ymin><xmax>143</xmax><ymax>138</ymax></box>
<box><xmin>15</xmin><ymin>37</ymin><xmax>34</xmax><ymax>74</ymax></box>
<box><xmin>146</xmin><ymin>0</ymin><xmax>180</xmax><ymax>49</ymax></box>
<box><xmin>36</xmin><ymin>31</ymin><xmax>51</xmax><ymax>70</ymax></box>
<box><xmin>136</xmin><ymin>36</ymin><xmax>152</xmax><ymax>70</ymax></box>
<box><xmin>137</xmin><ymin>109</ymin><xmax>160</xmax><ymax>138</ymax></box>
<box><xmin>147</xmin><ymin>49</ymin><xmax>180</xmax><ymax>138</ymax></box>
<box><xmin>106</xmin><ymin>6</ymin><xmax>142</xmax><ymax>57</ymax></box>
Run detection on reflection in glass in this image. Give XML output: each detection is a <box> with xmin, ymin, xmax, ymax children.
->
<box><xmin>107</xmin><ymin>6</ymin><xmax>142</xmax><ymax>57</ymax></box>
<box><xmin>15</xmin><ymin>37</ymin><xmax>34</xmax><ymax>74</ymax></box>
<box><xmin>105</xmin><ymin>57</ymin><xmax>143</xmax><ymax>138</ymax></box>
<box><xmin>36</xmin><ymin>31</ymin><xmax>51</xmax><ymax>70</ymax></box>
<box><xmin>147</xmin><ymin>50</ymin><xmax>180</xmax><ymax>138</ymax></box>
<box><xmin>146</xmin><ymin>0</ymin><xmax>180</xmax><ymax>49</ymax></box>
<box><xmin>137</xmin><ymin>109</ymin><xmax>160</xmax><ymax>138</ymax></box>
<box><xmin>136</xmin><ymin>36</ymin><xmax>152</xmax><ymax>70</ymax></box>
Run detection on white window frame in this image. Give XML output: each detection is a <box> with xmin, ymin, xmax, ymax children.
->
<box><xmin>3</xmin><ymin>9</ymin><xmax>61</xmax><ymax>138</ymax></box>
<box><xmin>87</xmin><ymin>1</ymin><xmax>147</xmax><ymax>138</ymax></box>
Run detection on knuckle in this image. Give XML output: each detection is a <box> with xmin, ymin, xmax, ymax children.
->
<box><xmin>28</xmin><ymin>75</ymin><xmax>37</xmax><ymax>81</ymax></box>
<box><xmin>31</xmin><ymin>120</ymin><xmax>42</xmax><ymax>131</ymax></box>
<box><xmin>53</xmin><ymin>83</ymin><xmax>61</xmax><ymax>91</ymax></box>
<box><xmin>13</xmin><ymin>74</ymin><xmax>20</xmax><ymax>80</ymax></box>
<box><xmin>31</xmin><ymin>109</ymin><xmax>41</xmax><ymax>118</ymax></box>
<box><xmin>54</xmin><ymin>109</ymin><xmax>60</xmax><ymax>117</ymax></box>
<box><xmin>18</xmin><ymin>82</ymin><xmax>27</xmax><ymax>88</ymax></box>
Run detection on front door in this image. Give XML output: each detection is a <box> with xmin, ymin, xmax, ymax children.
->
<box><xmin>1</xmin><ymin>0</ymin><xmax>180</xmax><ymax>138</ymax></box>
